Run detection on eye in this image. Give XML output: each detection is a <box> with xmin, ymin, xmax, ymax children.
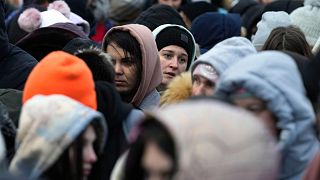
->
<box><xmin>205</xmin><ymin>81</ymin><xmax>214</xmax><ymax>88</ymax></box>
<box><xmin>122</xmin><ymin>57</ymin><xmax>135</xmax><ymax>66</ymax></box>
<box><xmin>111</xmin><ymin>59</ymin><xmax>116</xmax><ymax>65</ymax></box>
<box><xmin>163</xmin><ymin>53</ymin><xmax>173</xmax><ymax>60</ymax></box>
<box><xmin>178</xmin><ymin>58</ymin><xmax>187</xmax><ymax>64</ymax></box>
<box><xmin>246</xmin><ymin>105</ymin><xmax>266</xmax><ymax>114</ymax></box>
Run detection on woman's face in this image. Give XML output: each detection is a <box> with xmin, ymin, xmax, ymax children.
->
<box><xmin>159</xmin><ymin>45</ymin><xmax>188</xmax><ymax>86</ymax></box>
<box><xmin>142</xmin><ymin>141</ymin><xmax>174</xmax><ymax>180</ymax></box>
<box><xmin>158</xmin><ymin>0</ymin><xmax>182</xmax><ymax>9</ymax></box>
<box><xmin>106</xmin><ymin>43</ymin><xmax>138</xmax><ymax>96</ymax></box>
<box><xmin>70</xmin><ymin>125</ymin><xmax>97</xmax><ymax>180</ymax></box>
<box><xmin>233</xmin><ymin>97</ymin><xmax>278</xmax><ymax>137</ymax></box>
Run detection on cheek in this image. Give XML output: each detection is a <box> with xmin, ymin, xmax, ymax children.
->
<box><xmin>159</xmin><ymin>56</ymin><xmax>169</xmax><ymax>70</ymax></box>
<box><xmin>178</xmin><ymin>63</ymin><xmax>187</xmax><ymax>73</ymax></box>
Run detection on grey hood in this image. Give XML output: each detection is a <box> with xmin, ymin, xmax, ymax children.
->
<box><xmin>190</xmin><ymin>37</ymin><xmax>256</xmax><ymax>76</ymax></box>
<box><xmin>215</xmin><ymin>51</ymin><xmax>319</xmax><ymax>180</ymax></box>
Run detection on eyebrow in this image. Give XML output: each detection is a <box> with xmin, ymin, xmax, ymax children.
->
<box><xmin>162</xmin><ymin>50</ymin><xmax>188</xmax><ymax>57</ymax></box>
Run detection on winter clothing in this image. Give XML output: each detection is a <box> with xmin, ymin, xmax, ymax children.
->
<box><xmin>73</xmin><ymin>48</ymin><xmax>115</xmax><ymax>84</ymax></box>
<box><xmin>263</xmin><ymin>0</ymin><xmax>303</xmax><ymax>14</ymax></box>
<box><xmin>134</xmin><ymin>4</ymin><xmax>186</xmax><ymax>31</ymax></box>
<box><xmin>312</xmin><ymin>36</ymin><xmax>320</xmax><ymax>55</ymax></box>
<box><xmin>16</xmin><ymin>22</ymin><xmax>87</xmax><ymax>61</ymax></box>
<box><xmin>192</xmin><ymin>63</ymin><xmax>219</xmax><ymax>83</ymax></box>
<box><xmin>6</xmin><ymin>4</ymin><xmax>46</xmax><ymax>44</ymax></box>
<box><xmin>191</xmin><ymin>37</ymin><xmax>257</xmax><ymax>76</ymax></box>
<box><xmin>107</xmin><ymin>0</ymin><xmax>144</xmax><ymax>25</ymax></box>
<box><xmin>191</xmin><ymin>12</ymin><xmax>241</xmax><ymax>54</ymax></box>
<box><xmin>153</xmin><ymin>24</ymin><xmax>196</xmax><ymax>69</ymax></box>
<box><xmin>62</xmin><ymin>37</ymin><xmax>100</xmax><ymax>54</ymax></box>
<box><xmin>0</xmin><ymin>102</ymin><xmax>16</xmax><ymax>162</ymax></box>
<box><xmin>160</xmin><ymin>72</ymin><xmax>192</xmax><ymax>106</ymax></box>
<box><xmin>9</xmin><ymin>95</ymin><xmax>107</xmax><ymax>179</ymax></box>
<box><xmin>89</xmin><ymin>81</ymin><xmax>144</xmax><ymax>180</ymax></box>
<box><xmin>17</xmin><ymin>3</ymin><xmax>90</xmax><ymax>35</ymax></box>
<box><xmin>0</xmin><ymin>129</ymin><xmax>5</xmax><ymax>166</ymax></box>
<box><xmin>22</xmin><ymin>51</ymin><xmax>97</xmax><ymax>110</ymax></box>
<box><xmin>241</xmin><ymin>3</ymin><xmax>264</xmax><ymax>39</ymax></box>
<box><xmin>102</xmin><ymin>24</ymin><xmax>162</xmax><ymax>110</ymax></box>
<box><xmin>252</xmin><ymin>11</ymin><xmax>292</xmax><ymax>51</ymax></box>
<box><xmin>290</xmin><ymin>0</ymin><xmax>320</xmax><ymax>47</ymax></box>
<box><xmin>0</xmin><ymin>0</ymin><xmax>37</xmax><ymax>90</ymax></box>
<box><xmin>65</xmin><ymin>0</ymin><xmax>96</xmax><ymax>36</ymax></box>
<box><xmin>0</xmin><ymin>89</ymin><xmax>22</xmax><ymax>127</ymax></box>
<box><xmin>179</xmin><ymin>1</ymin><xmax>217</xmax><ymax>22</ymax></box>
<box><xmin>113</xmin><ymin>100</ymin><xmax>279</xmax><ymax>180</ymax></box>
<box><xmin>215</xmin><ymin>51</ymin><xmax>320</xmax><ymax>179</ymax></box>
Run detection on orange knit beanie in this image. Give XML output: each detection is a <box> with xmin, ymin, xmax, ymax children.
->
<box><xmin>23</xmin><ymin>51</ymin><xmax>97</xmax><ymax>109</ymax></box>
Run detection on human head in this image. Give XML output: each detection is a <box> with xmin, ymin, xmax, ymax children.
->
<box><xmin>191</xmin><ymin>36</ymin><xmax>257</xmax><ymax>96</ymax></box>
<box><xmin>215</xmin><ymin>51</ymin><xmax>319</xmax><ymax>179</ymax></box>
<box><xmin>125</xmin><ymin>100</ymin><xmax>279</xmax><ymax>179</ymax></box>
<box><xmin>153</xmin><ymin>24</ymin><xmax>196</xmax><ymax>88</ymax></box>
<box><xmin>134</xmin><ymin>4</ymin><xmax>186</xmax><ymax>31</ymax></box>
<box><xmin>103</xmin><ymin>30</ymin><xmax>142</xmax><ymax>103</ymax></box>
<box><xmin>22</xmin><ymin>51</ymin><xmax>97</xmax><ymax>109</ymax></box>
<box><xmin>102</xmin><ymin>24</ymin><xmax>162</xmax><ymax>107</ymax></box>
<box><xmin>9</xmin><ymin>95</ymin><xmax>107</xmax><ymax>180</ymax></box>
<box><xmin>262</xmin><ymin>26</ymin><xmax>312</xmax><ymax>57</ymax></box>
<box><xmin>290</xmin><ymin>0</ymin><xmax>320</xmax><ymax>48</ymax></box>
<box><xmin>191</xmin><ymin>12</ymin><xmax>241</xmax><ymax>54</ymax></box>
<box><xmin>74</xmin><ymin>48</ymin><xmax>115</xmax><ymax>84</ymax></box>
<box><xmin>252</xmin><ymin>11</ymin><xmax>292</xmax><ymax>51</ymax></box>
<box><xmin>178</xmin><ymin>1</ymin><xmax>217</xmax><ymax>29</ymax></box>
<box><xmin>124</xmin><ymin>116</ymin><xmax>177</xmax><ymax>180</ymax></box>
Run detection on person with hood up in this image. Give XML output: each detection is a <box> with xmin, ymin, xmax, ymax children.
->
<box><xmin>191</xmin><ymin>12</ymin><xmax>241</xmax><ymax>54</ymax></box>
<box><xmin>214</xmin><ymin>51</ymin><xmax>320</xmax><ymax>179</ymax></box>
<box><xmin>102</xmin><ymin>24</ymin><xmax>162</xmax><ymax>110</ymax></box>
<box><xmin>9</xmin><ymin>94</ymin><xmax>107</xmax><ymax>180</ymax></box>
<box><xmin>111</xmin><ymin>100</ymin><xmax>279</xmax><ymax>180</ymax></box>
<box><xmin>152</xmin><ymin>24</ymin><xmax>196</xmax><ymax>92</ymax></box>
<box><xmin>160</xmin><ymin>37</ymin><xmax>256</xmax><ymax>105</ymax></box>
<box><xmin>0</xmin><ymin>0</ymin><xmax>37</xmax><ymax>90</ymax></box>
<box><xmin>89</xmin><ymin>81</ymin><xmax>145</xmax><ymax>180</ymax></box>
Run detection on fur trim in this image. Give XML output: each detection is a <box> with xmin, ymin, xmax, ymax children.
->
<box><xmin>18</xmin><ymin>8</ymin><xmax>41</xmax><ymax>32</ymax></box>
<box><xmin>304</xmin><ymin>0</ymin><xmax>320</xmax><ymax>7</ymax></box>
<box><xmin>74</xmin><ymin>47</ymin><xmax>113</xmax><ymax>66</ymax></box>
<box><xmin>160</xmin><ymin>72</ymin><xmax>192</xmax><ymax>106</ymax></box>
<box><xmin>48</xmin><ymin>0</ymin><xmax>71</xmax><ymax>18</ymax></box>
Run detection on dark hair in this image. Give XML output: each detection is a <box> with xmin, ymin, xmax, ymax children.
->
<box><xmin>262</xmin><ymin>26</ymin><xmax>312</xmax><ymax>58</ymax></box>
<box><xmin>75</xmin><ymin>48</ymin><xmax>115</xmax><ymax>84</ymax></box>
<box><xmin>124</xmin><ymin>116</ymin><xmax>177</xmax><ymax>180</ymax></box>
<box><xmin>103</xmin><ymin>30</ymin><xmax>142</xmax><ymax>103</ymax></box>
<box><xmin>42</xmin><ymin>122</ymin><xmax>102</xmax><ymax>180</ymax></box>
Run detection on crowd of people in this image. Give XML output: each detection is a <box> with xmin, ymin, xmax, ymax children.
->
<box><xmin>1</xmin><ymin>0</ymin><xmax>320</xmax><ymax>179</ymax></box>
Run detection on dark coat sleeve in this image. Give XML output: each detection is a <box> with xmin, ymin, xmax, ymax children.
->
<box><xmin>0</xmin><ymin>1</ymin><xmax>9</xmax><ymax>59</ymax></box>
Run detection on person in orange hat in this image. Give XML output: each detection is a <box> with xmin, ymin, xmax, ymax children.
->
<box><xmin>22</xmin><ymin>51</ymin><xmax>97</xmax><ymax>109</ymax></box>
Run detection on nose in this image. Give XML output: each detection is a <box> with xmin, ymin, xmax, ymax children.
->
<box><xmin>193</xmin><ymin>84</ymin><xmax>205</xmax><ymax>96</ymax></box>
<box><xmin>84</xmin><ymin>146</ymin><xmax>97</xmax><ymax>164</ymax></box>
<box><xmin>114</xmin><ymin>62</ymin><xmax>123</xmax><ymax>75</ymax></box>
<box><xmin>169</xmin><ymin>57</ymin><xmax>178</xmax><ymax>69</ymax></box>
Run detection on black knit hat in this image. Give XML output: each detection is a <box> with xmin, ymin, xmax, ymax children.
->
<box><xmin>154</xmin><ymin>25</ymin><xmax>195</xmax><ymax>69</ymax></box>
<box><xmin>134</xmin><ymin>4</ymin><xmax>186</xmax><ymax>31</ymax></box>
<box><xmin>179</xmin><ymin>1</ymin><xmax>217</xmax><ymax>22</ymax></box>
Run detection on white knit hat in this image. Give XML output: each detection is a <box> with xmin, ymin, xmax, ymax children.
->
<box><xmin>252</xmin><ymin>11</ymin><xmax>292</xmax><ymax>51</ymax></box>
<box><xmin>290</xmin><ymin>0</ymin><xmax>320</xmax><ymax>48</ymax></box>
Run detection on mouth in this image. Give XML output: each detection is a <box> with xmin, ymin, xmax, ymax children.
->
<box><xmin>115</xmin><ymin>80</ymin><xmax>126</xmax><ymax>86</ymax></box>
<box><xmin>164</xmin><ymin>72</ymin><xmax>176</xmax><ymax>78</ymax></box>
<box><xmin>83</xmin><ymin>168</ymin><xmax>91</xmax><ymax>176</ymax></box>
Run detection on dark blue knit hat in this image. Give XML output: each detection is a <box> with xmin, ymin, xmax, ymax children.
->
<box><xmin>191</xmin><ymin>12</ymin><xmax>241</xmax><ymax>54</ymax></box>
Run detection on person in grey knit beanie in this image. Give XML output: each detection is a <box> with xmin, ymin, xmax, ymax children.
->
<box><xmin>290</xmin><ymin>0</ymin><xmax>320</xmax><ymax>48</ymax></box>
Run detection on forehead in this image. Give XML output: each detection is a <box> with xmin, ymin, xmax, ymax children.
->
<box><xmin>160</xmin><ymin>45</ymin><xmax>188</xmax><ymax>56</ymax></box>
<box><xmin>106</xmin><ymin>43</ymin><xmax>131</xmax><ymax>59</ymax></box>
